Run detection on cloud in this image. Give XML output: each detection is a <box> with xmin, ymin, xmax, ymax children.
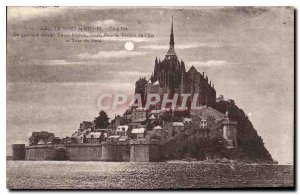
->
<box><xmin>139</xmin><ymin>42</ymin><xmax>229</xmax><ymax>50</ymax></box>
<box><xmin>112</xmin><ymin>71</ymin><xmax>150</xmax><ymax>77</ymax></box>
<box><xmin>58</xmin><ymin>81</ymin><xmax>133</xmax><ymax>88</ymax></box>
<box><xmin>187</xmin><ymin>60</ymin><xmax>229</xmax><ymax>67</ymax></box>
<box><xmin>57</xmin><ymin>81</ymin><xmax>135</xmax><ymax>94</ymax></box>
<box><xmin>139</xmin><ymin>45</ymin><xmax>169</xmax><ymax>50</ymax></box>
<box><xmin>91</xmin><ymin>19</ymin><xmax>120</xmax><ymax>27</ymax></box>
<box><xmin>101</xmin><ymin>37</ymin><xmax>154</xmax><ymax>43</ymax></box>
<box><xmin>34</xmin><ymin>60</ymin><xmax>87</xmax><ymax>66</ymax></box>
<box><xmin>7</xmin><ymin>7</ymin><xmax>65</xmax><ymax>21</ymax></box>
<box><xmin>77</xmin><ymin>50</ymin><xmax>147</xmax><ymax>60</ymax></box>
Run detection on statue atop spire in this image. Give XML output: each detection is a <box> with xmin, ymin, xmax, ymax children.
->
<box><xmin>166</xmin><ymin>16</ymin><xmax>177</xmax><ymax>58</ymax></box>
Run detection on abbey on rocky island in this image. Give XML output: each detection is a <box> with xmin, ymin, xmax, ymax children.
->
<box><xmin>136</xmin><ymin>17</ymin><xmax>216</xmax><ymax>109</ymax></box>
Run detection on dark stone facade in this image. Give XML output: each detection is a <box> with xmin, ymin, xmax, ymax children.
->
<box><xmin>143</xmin><ymin>18</ymin><xmax>216</xmax><ymax>108</ymax></box>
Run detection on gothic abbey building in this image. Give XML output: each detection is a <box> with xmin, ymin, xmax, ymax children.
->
<box><xmin>136</xmin><ymin>18</ymin><xmax>216</xmax><ymax>109</ymax></box>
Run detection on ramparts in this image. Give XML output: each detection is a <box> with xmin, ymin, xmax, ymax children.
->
<box><xmin>65</xmin><ymin>142</ymin><xmax>130</xmax><ymax>161</ymax></box>
<box><xmin>12</xmin><ymin>144</ymin><xmax>25</xmax><ymax>160</ymax></box>
<box><xmin>25</xmin><ymin>145</ymin><xmax>57</xmax><ymax>160</ymax></box>
<box><xmin>20</xmin><ymin>140</ymin><xmax>160</xmax><ymax>162</ymax></box>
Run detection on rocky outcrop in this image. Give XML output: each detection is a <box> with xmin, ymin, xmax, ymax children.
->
<box><xmin>216</xmin><ymin>100</ymin><xmax>274</xmax><ymax>163</ymax></box>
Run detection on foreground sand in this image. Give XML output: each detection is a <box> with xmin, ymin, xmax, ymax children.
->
<box><xmin>7</xmin><ymin>161</ymin><xmax>294</xmax><ymax>189</ymax></box>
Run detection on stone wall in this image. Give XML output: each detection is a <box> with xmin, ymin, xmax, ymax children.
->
<box><xmin>160</xmin><ymin>129</ymin><xmax>210</xmax><ymax>160</ymax></box>
<box><xmin>20</xmin><ymin>127</ymin><xmax>234</xmax><ymax>162</ymax></box>
<box><xmin>25</xmin><ymin>145</ymin><xmax>57</xmax><ymax>160</ymax></box>
<box><xmin>130</xmin><ymin>140</ymin><xmax>160</xmax><ymax>162</ymax></box>
<box><xmin>22</xmin><ymin>141</ymin><xmax>134</xmax><ymax>161</ymax></box>
<box><xmin>65</xmin><ymin>142</ymin><xmax>130</xmax><ymax>161</ymax></box>
<box><xmin>12</xmin><ymin>144</ymin><xmax>25</xmax><ymax>160</ymax></box>
<box><xmin>101</xmin><ymin>142</ymin><xmax>130</xmax><ymax>161</ymax></box>
<box><xmin>65</xmin><ymin>144</ymin><xmax>103</xmax><ymax>161</ymax></box>
<box><xmin>23</xmin><ymin>134</ymin><xmax>199</xmax><ymax>162</ymax></box>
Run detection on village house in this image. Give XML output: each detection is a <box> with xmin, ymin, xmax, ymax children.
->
<box><xmin>72</xmin><ymin>120</ymin><xmax>113</xmax><ymax>143</ymax></box>
<box><xmin>62</xmin><ymin>137</ymin><xmax>78</xmax><ymax>144</ymax></box>
<box><xmin>148</xmin><ymin>114</ymin><xmax>156</xmax><ymax>120</ymax></box>
<box><xmin>152</xmin><ymin>125</ymin><xmax>164</xmax><ymax>139</ymax></box>
<box><xmin>123</xmin><ymin>109</ymin><xmax>132</xmax><ymax>121</ymax></box>
<box><xmin>131</xmin><ymin>108</ymin><xmax>147</xmax><ymax>123</ymax></box>
<box><xmin>79</xmin><ymin>121</ymin><xmax>94</xmax><ymax>131</ymax></box>
<box><xmin>111</xmin><ymin>115</ymin><xmax>123</xmax><ymax>130</ymax></box>
<box><xmin>116</xmin><ymin>125</ymin><xmax>129</xmax><ymax>136</ymax></box>
<box><xmin>131</xmin><ymin>128</ymin><xmax>146</xmax><ymax>139</ymax></box>
<box><xmin>163</xmin><ymin>121</ymin><xmax>185</xmax><ymax>140</ymax></box>
<box><xmin>29</xmin><ymin>131</ymin><xmax>55</xmax><ymax>146</ymax></box>
<box><xmin>182</xmin><ymin>117</ymin><xmax>192</xmax><ymax>124</ymax></box>
<box><xmin>149</xmin><ymin>109</ymin><xmax>164</xmax><ymax>119</ymax></box>
<box><xmin>83</xmin><ymin>129</ymin><xmax>112</xmax><ymax>143</ymax></box>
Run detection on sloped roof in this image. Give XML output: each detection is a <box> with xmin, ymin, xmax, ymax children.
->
<box><xmin>37</xmin><ymin>139</ymin><xmax>46</xmax><ymax>145</ymax></box>
<box><xmin>132</xmin><ymin>118</ymin><xmax>146</xmax><ymax>123</ymax></box>
<box><xmin>150</xmin><ymin>109</ymin><xmax>162</xmax><ymax>114</ymax></box>
<box><xmin>80</xmin><ymin>121</ymin><xmax>93</xmax><ymax>130</ymax></box>
<box><xmin>183</xmin><ymin>117</ymin><xmax>192</xmax><ymax>123</ymax></box>
<box><xmin>153</xmin><ymin>125</ymin><xmax>163</xmax><ymax>130</ymax></box>
<box><xmin>82</xmin><ymin>121</ymin><xmax>93</xmax><ymax>126</ymax></box>
<box><xmin>153</xmin><ymin>80</ymin><xmax>159</xmax><ymax>85</ymax></box>
<box><xmin>191</xmin><ymin>107</ymin><xmax>225</xmax><ymax>120</ymax></box>
<box><xmin>187</xmin><ymin>66</ymin><xmax>199</xmax><ymax>75</ymax></box>
<box><xmin>88</xmin><ymin>132</ymin><xmax>102</xmax><ymax>137</ymax></box>
<box><xmin>192</xmin><ymin>114</ymin><xmax>206</xmax><ymax>120</ymax></box>
<box><xmin>132</xmin><ymin>128</ymin><xmax>145</xmax><ymax>134</ymax></box>
<box><xmin>119</xmin><ymin>136</ymin><xmax>128</xmax><ymax>141</ymax></box>
<box><xmin>109</xmin><ymin>135</ymin><xmax>121</xmax><ymax>139</ymax></box>
<box><xmin>134</xmin><ymin>108</ymin><xmax>147</xmax><ymax>111</ymax></box>
<box><xmin>149</xmin><ymin>114</ymin><xmax>156</xmax><ymax>120</ymax></box>
<box><xmin>172</xmin><ymin>122</ymin><xmax>184</xmax><ymax>127</ymax></box>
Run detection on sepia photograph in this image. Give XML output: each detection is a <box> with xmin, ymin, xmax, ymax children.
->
<box><xmin>6</xmin><ymin>6</ymin><xmax>294</xmax><ymax>189</ymax></box>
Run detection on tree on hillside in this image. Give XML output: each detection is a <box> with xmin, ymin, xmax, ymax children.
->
<box><xmin>95</xmin><ymin>110</ymin><xmax>110</xmax><ymax>129</ymax></box>
<box><xmin>135</xmin><ymin>77</ymin><xmax>148</xmax><ymax>97</ymax></box>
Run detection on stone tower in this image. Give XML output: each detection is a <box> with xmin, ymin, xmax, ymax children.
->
<box><xmin>146</xmin><ymin>17</ymin><xmax>216</xmax><ymax>108</ymax></box>
<box><xmin>166</xmin><ymin>16</ymin><xmax>177</xmax><ymax>60</ymax></box>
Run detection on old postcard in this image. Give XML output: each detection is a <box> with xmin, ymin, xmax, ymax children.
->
<box><xmin>6</xmin><ymin>6</ymin><xmax>294</xmax><ymax>189</ymax></box>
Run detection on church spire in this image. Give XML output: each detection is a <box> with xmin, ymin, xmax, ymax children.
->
<box><xmin>166</xmin><ymin>16</ymin><xmax>177</xmax><ymax>58</ymax></box>
<box><xmin>170</xmin><ymin>16</ymin><xmax>174</xmax><ymax>46</ymax></box>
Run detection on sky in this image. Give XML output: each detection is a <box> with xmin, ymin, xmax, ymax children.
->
<box><xmin>7</xmin><ymin>6</ymin><xmax>294</xmax><ymax>164</ymax></box>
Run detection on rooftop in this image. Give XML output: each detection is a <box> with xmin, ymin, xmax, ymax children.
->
<box><xmin>116</xmin><ymin>125</ymin><xmax>129</xmax><ymax>132</ymax></box>
<box><xmin>132</xmin><ymin>128</ymin><xmax>145</xmax><ymax>134</ymax></box>
<box><xmin>153</xmin><ymin>125</ymin><xmax>163</xmax><ymax>130</ymax></box>
<box><xmin>172</xmin><ymin>122</ymin><xmax>184</xmax><ymax>127</ymax></box>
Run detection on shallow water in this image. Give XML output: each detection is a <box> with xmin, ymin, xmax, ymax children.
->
<box><xmin>7</xmin><ymin>161</ymin><xmax>294</xmax><ymax>189</ymax></box>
